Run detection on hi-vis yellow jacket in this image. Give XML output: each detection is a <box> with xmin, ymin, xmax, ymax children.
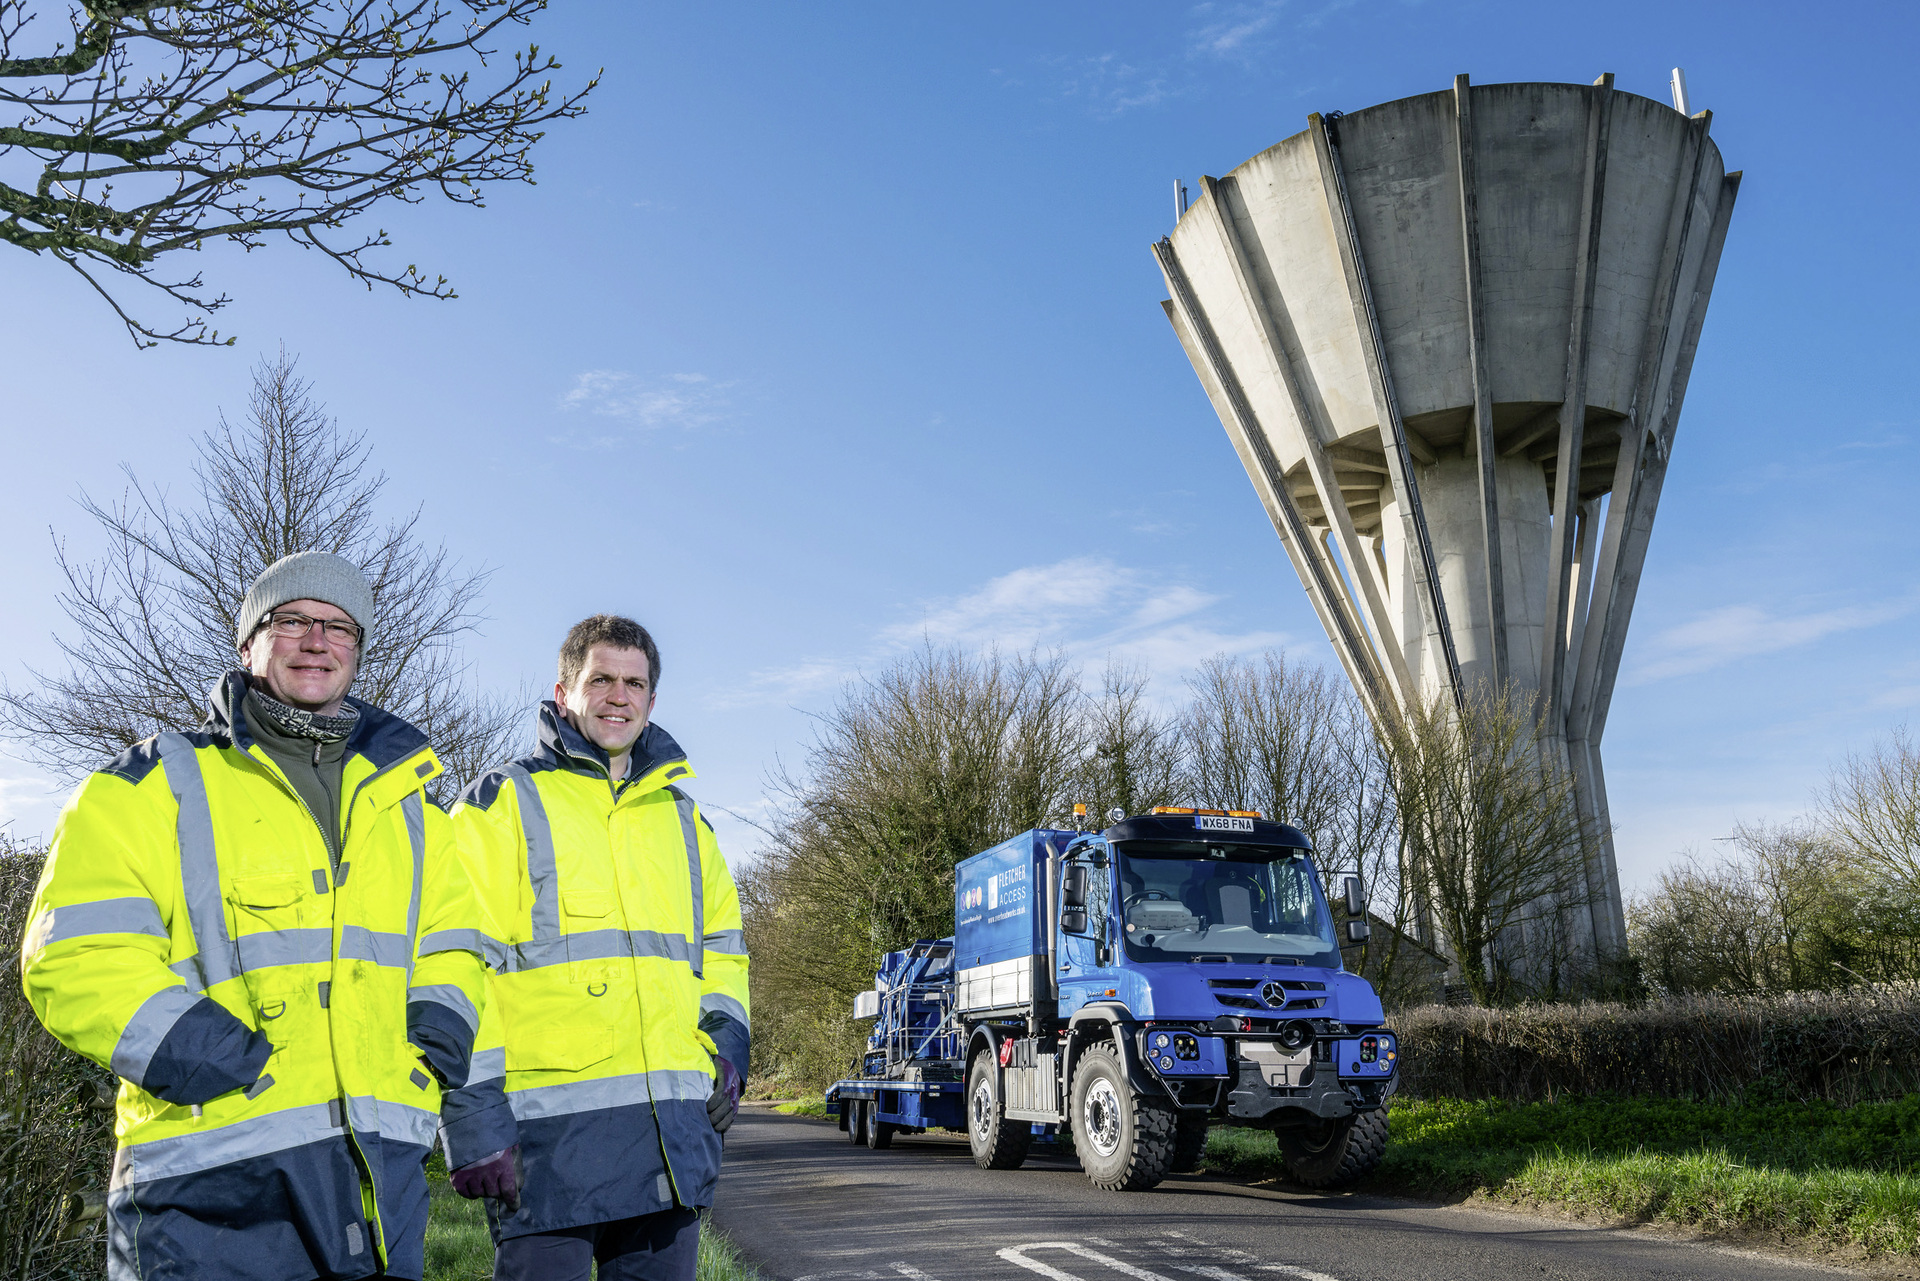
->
<box><xmin>20</xmin><ymin>673</ymin><xmax>505</xmax><ymax>1281</ymax></box>
<box><xmin>446</xmin><ymin>705</ymin><xmax>749</xmax><ymax>1239</ymax></box>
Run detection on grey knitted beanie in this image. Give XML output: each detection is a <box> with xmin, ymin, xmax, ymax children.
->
<box><xmin>236</xmin><ymin>552</ymin><xmax>374</xmax><ymax>650</ymax></box>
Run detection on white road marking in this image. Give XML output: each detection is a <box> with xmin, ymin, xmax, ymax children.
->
<box><xmin>1000</xmin><ymin>1242</ymin><xmax>1180</xmax><ymax>1281</ymax></box>
<box><xmin>890</xmin><ymin>1266</ymin><xmax>941</xmax><ymax>1281</ymax></box>
<box><xmin>1255</xmin><ymin>1266</ymin><xmax>1343</xmax><ymax>1281</ymax></box>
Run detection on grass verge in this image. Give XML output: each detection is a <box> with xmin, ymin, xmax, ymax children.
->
<box><xmin>775</xmin><ymin>1097</ymin><xmax>829</xmax><ymax>1118</ymax></box>
<box><xmin>424</xmin><ymin>1160</ymin><xmax>766</xmax><ymax>1280</ymax></box>
<box><xmin>1203</xmin><ymin>1094</ymin><xmax>1920</xmax><ymax>1257</ymax></box>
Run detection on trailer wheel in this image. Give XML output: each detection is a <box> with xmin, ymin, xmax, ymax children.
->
<box><xmin>864</xmin><ymin>1101</ymin><xmax>895</xmax><ymax>1150</ymax></box>
<box><xmin>848</xmin><ymin>1100</ymin><xmax>868</xmax><ymax>1146</ymax></box>
<box><xmin>1070</xmin><ymin>1041</ymin><xmax>1174</xmax><ymax>1191</ymax></box>
<box><xmin>1276</xmin><ymin>1107</ymin><xmax>1388</xmax><ymax>1188</ymax></box>
<box><xmin>966</xmin><ymin>1054</ymin><xmax>1030</xmax><ymax>1170</ymax></box>
<box><xmin>1169</xmin><ymin>1115</ymin><xmax>1209</xmax><ymax>1173</ymax></box>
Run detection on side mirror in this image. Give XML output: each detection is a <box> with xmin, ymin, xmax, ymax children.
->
<box><xmin>1062</xmin><ymin>864</ymin><xmax>1089</xmax><ymax>908</ymax></box>
<box><xmin>1062</xmin><ymin>908</ymin><xmax>1089</xmax><ymax>934</ymax></box>
<box><xmin>1344</xmin><ymin>875</ymin><xmax>1365</xmax><ymax>918</ymax></box>
<box><xmin>1345</xmin><ymin>918</ymin><xmax>1371</xmax><ymax>943</ymax></box>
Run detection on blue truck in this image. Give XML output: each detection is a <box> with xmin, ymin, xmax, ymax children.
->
<box><xmin>826</xmin><ymin>808</ymin><xmax>1399</xmax><ymax>1191</ymax></box>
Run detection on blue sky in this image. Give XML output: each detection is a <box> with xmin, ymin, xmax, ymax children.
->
<box><xmin>2</xmin><ymin>0</ymin><xmax>1916</xmax><ymax>899</ymax></box>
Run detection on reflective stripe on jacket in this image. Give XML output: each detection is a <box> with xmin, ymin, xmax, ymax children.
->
<box><xmin>20</xmin><ymin>672</ymin><xmax>500</xmax><ymax>1281</ymax></box>
<box><xmin>448</xmin><ymin>705</ymin><xmax>750</xmax><ymax>1240</ymax></box>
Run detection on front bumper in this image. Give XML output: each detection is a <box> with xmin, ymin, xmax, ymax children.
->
<box><xmin>1223</xmin><ymin>1055</ymin><xmax>1393</xmax><ymax>1122</ymax></box>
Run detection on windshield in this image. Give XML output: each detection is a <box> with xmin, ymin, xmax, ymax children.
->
<box><xmin>1114</xmin><ymin>840</ymin><xmax>1339</xmax><ymax>968</ymax></box>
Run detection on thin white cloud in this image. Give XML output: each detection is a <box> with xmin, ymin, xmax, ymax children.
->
<box><xmin>1050</xmin><ymin>52</ymin><xmax>1174</xmax><ymax>118</ymax></box>
<box><xmin>1189</xmin><ymin>1</ymin><xmax>1286</xmax><ymax>56</ymax></box>
<box><xmin>1626</xmin><ymin>597</ymin><xmax>1920</xmax><ymax>685</ymax></box>
<box><xmin>711</xmin><ymin>659</ymin><xmax>854</xmax><ymax>711</ymax></box>
<box><xmin>558</xmin><ymin>371</ymin><xmax>727</xmax><ymax>430</ymax></box>
<box><xmin>723</xmin><ymin>558</ymin><xmax>1296</xmax><ymax>710</ymax></box>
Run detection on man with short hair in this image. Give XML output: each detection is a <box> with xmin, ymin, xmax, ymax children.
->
<box><xmin>22</xmin><ymin>551</ymin><xmax>515</xmax><ymax>1280</ymax></box>
<box><xmin>447</xmin><ymin>614</ymin><xmax>749</xmax><ymax>1281</ymax></box>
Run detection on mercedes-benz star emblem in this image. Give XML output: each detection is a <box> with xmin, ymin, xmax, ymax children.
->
<box><xmin>1260</xmin><ymin>980</ymin><xmax>1287</xmax><ymax>1008</ymax></box>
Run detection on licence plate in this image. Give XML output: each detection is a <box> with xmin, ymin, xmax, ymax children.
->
<box><xmin>1196</xmin><ymin>816</ymin><xmax>1254</xmax><ymax>832</ymax></box>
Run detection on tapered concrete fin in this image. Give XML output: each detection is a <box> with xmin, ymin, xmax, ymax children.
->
<box><xmin>1193</xmin><ymin>174</ymin><xmax>1418</xmax><ymax>707</ymax></box>
<box><xmin>1579</xmin><ymin>169</ymin><xmax>1743</xmax><ymax>746</ymax></box>
<box><xmin>1453</xmin><ymin>73</ymin><xmax>1509</xmax><ymax>687</ymax></box>
<box><xmin>1310</xmin><ymin>111</ymin><xmax>1465</xmax><ymax>711</ymax></box>
<box><xmin>1570</xmin><ymin>108</ymin><xmax>1716</xmax><ymax>744</ymax></box>
<box><xmin>1542</xmin><ymin>74</ymin><xmax>1615</xmax><ymax>728</ymax></box>
<box><xmin>1154</xmin><ymin>242</ymin><xmax>1390</xmax><ymax>716</ymax></box>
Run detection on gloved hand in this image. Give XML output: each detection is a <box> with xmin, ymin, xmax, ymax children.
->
<box><xmin>450</xmin><ymin>1145</ymin><xmax>521</xmax><ymax>1212</ymax></box>
<box><xmin>707</xmin><ymin>1055</ymin><xmax>741</xmax><ymax>1134</ymax></box>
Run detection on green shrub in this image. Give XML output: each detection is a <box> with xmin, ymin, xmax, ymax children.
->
<box><xmin>0</xmin><ymin>837</ymin><xmax>116</xmax><ymax>1280</ymax></box>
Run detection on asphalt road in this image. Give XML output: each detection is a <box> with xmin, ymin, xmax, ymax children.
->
<box><xmin>710</xmin><ymin>1107</ymin><xmax>1857</xmax><ymax>1281</ymax></box>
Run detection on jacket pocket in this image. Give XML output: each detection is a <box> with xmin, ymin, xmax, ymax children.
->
<box><xmin>500</xmin><ymin>973</ymin><xmax>614</xmax><ymax>1073</ymax></box>
<box><xmin>226</xmin><ymin>871</ymin><xmax>317</xmax><ymax>1013</ymax></box>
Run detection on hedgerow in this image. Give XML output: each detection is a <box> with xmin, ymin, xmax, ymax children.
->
<box><xmin>1393</xmin><ymin>988</ymin><xmax>1920</xmax><ymax>1104</ymax></box>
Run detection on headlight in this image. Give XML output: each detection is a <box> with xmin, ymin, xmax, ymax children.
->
<box><xmin>1154</xmin><ymin>1032</ymin><xmax>1170</xmax><ymax>1049</ymax></box>
<box><xmin>1158</xmin><ymin>1055</ymin><xmax>1174</xmax><ymax>1070</ymax></box>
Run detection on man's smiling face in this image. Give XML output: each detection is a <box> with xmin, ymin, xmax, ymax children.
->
<box><xmin>556</xmin><ymin>643</ymin><xmax>654</xmax><ymax>759</ymax></box>
<box><xmin>241</xmin><ymin>597</ymin><xmax>360</xmax><ymax>714</ymax></box>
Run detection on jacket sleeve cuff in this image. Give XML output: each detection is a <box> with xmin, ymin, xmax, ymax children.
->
<box><xmin>699</xmin><ymin>1009</ymin><xmax>750</xmax><ymax>1084</ymax></box>
<box><xmin>138</xmin><ymin>996</ymin><xmax>272</xmax><ymax>1106</ymax></box>
<box><xmin>439</xmin><ymin>1079</ymin><xmax>517</xmax><ymax>1169</ymax></box>
<box><xmin>406</xmin><ymin>998</ymin><xmax>476</xmax><ymax>1090</ymax></box>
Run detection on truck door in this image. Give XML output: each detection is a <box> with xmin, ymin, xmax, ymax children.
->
<box><xmin>1057</xmin><ymin>843</ymin><xmax>1116</xmax><ymax>1015</ymax></box>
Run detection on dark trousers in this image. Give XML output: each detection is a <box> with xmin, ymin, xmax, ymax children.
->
<box><xmin>492</xmin><ymin>1206</ymin><xmax>700</xmax><ymax>1281</ymax></box>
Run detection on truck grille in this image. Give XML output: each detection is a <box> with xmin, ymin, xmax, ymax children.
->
<box><xmin>1209</xmin><ymin>977</ymin><xmax>1327</xmax><ymax>1011</ymax></box>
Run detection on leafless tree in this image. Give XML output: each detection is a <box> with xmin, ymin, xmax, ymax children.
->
<box><xmin>1179</xmin><ymin>652</ymin><xmax>1432</xmax><ymax>1006</ymax></box>
<box><xmin>746</xmin><ymin>647</ymin><xmax>1087</xmax><ymax>1086</ymax></box>
<box><xmin>1823</xmin><ymin>729</ymin><xmax>1920</xmax><ymax>896</ymax></box>
<box><xmin>1075</xmin><ymin>661</ymin><xmax>1182</xmax><ymax>821</ymax></box>
<box><xmin>0</xmin><ymin>348</ymin><xmax>524</xmax><ymax>793</ymax></box>
<box><xmin>0</xmin><ymin>0</ymin><xmax>595</xmax><ymax>346</ymax></box>
<box><xmin>1384</xmin><ymin>685</ymin><xmax>1597</xmax><ymax>1005</ymax></box>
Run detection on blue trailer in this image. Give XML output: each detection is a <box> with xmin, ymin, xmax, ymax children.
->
<box><xmin>827</xmin><ymin>811</ymin><xmax>1400</xmax><ymax>1190</ymax></box>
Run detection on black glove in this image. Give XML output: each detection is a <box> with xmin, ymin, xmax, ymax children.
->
<box><xmin>708</xmin><ymin>1055</ymin><xmax>741</xmax><ymax>1133</ymax></box>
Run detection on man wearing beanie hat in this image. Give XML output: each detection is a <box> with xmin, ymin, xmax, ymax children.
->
<box><xmin>22</xmin><ymin>551</ymin><xmax>516</xmax><ymax>1281</ymax></box>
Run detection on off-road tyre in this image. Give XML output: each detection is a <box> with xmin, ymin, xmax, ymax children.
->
<box><xmin>848</xmin><ymin>1100</ymin><xmax>868</xmax><ymax>1146</ymax></box>
<box><xmin>967</xmin><ymin>1054</ymin><xmax>1031</xmax><ymax>1170</ymax></box>
<box><xmin>864</xmin><ymin>1101</ymin><xmax>895</xmax><ymax>1150</ymax></box>
<box><xmin>1169</xmin><ymin>1115</ymin><xmax>1209</xmax><ymax>1174</ymax></box>
<box><xmin>1276</xmin><ymin>1107</ymin><xmax>1388</xmax><ymax>1188</ymax></box>
<box><xmin>1071</xmin><ymin>1041</ymin><xmax>1175</xmax><ymax>1191</ymax></box>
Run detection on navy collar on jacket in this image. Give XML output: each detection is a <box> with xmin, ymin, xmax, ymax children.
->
<box><xmin>204</xmin><ymin>670</ymin><xmax>428</xmax><ymax>770</ymax></box>
<box><xmin>534</xmin><ymin>700</ymin><xmax>687</xmax><ymax>787</ymax></box>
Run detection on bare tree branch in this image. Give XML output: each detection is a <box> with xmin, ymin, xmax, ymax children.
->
<box><xmin>0</xmin><ymin>0</ymin><xmax>597</xmax><ymax>345</ymax></box>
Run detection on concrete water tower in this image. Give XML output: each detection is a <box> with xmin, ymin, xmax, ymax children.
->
<box><xmin>1153</xmin><ymin>75</ymin><xmax>1739</xmax><ymax>963</ymax></box>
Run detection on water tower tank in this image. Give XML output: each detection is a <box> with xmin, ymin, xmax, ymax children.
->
<box><xmin>1154</xmin><ymin>75</ymin><xmax>1740</xmax><ymax>964</ymax></box>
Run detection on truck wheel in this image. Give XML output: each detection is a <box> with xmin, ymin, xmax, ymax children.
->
<box><xmin>1070</xmin><ymin>1042</ymin><xmax>1174</xmax><ymax>1191</ymax></box>
<box><xmin>1276</xmin><ymin>1107</ymin><xmax>1388</xmax><ymax>1188</ymax></box>
<box><xmin>864</xmin><ymin>1101</ymin><xmax>895</xmax><ymax>1150</ymax></box>
<box><xmin>1169</xmin><ymin>1115</ymin><xmax>1209</xmax><ymax>1174</ymax></box>
<box><xmin>966</xmin><ymin>1054</ymin><xmax>1030</xmax><ymax>1170</ymax></box>
<box><xmin>848</xmin><ymin>1100</ymin><xmax>868</xmax><ymax>1146</ymax></box>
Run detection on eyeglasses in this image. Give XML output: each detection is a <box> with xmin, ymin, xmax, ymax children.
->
<box><xmin>264</xmin><ymin>611</ymin><xmax>363</xmax><ymax>646</ymax></box>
